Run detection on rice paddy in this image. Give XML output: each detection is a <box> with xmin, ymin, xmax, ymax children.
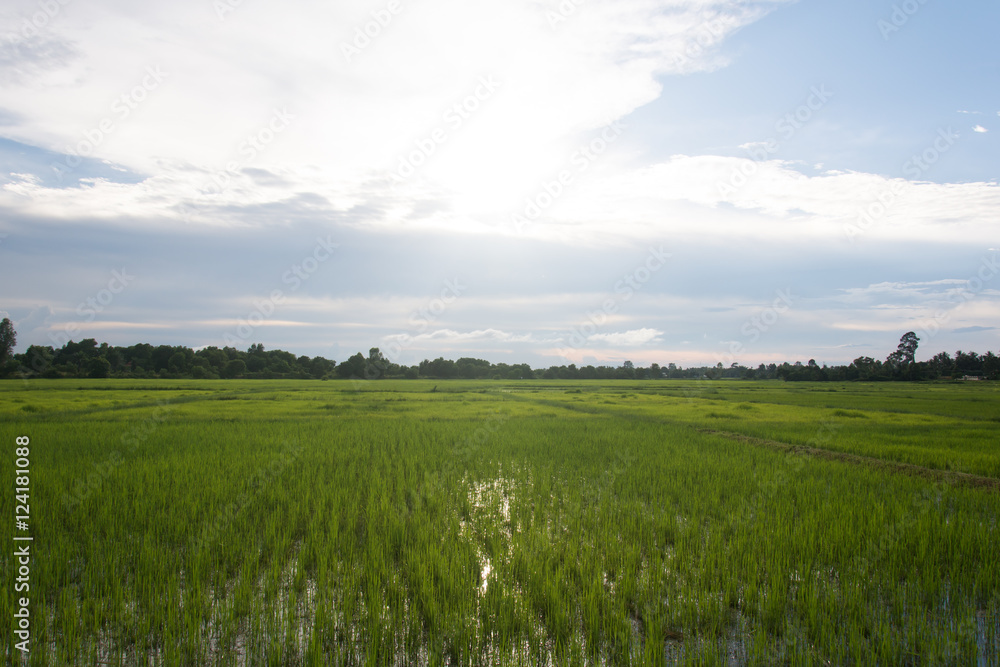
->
<box><xmin>1</xmin><ymin>379</ymin><xmax>998</xmax><ymax>665</ymax></box>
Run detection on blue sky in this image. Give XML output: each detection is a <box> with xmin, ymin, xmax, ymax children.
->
<box><xmin>1</xmin><ymin>0</ymin><xmax>997</xmax><ymax>368</ymax></box>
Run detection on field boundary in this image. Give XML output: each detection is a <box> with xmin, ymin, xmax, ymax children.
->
<box><xmin>479</xmin><ymin>391</ymin><xmax>1000</xmax><ymax>488</ymax></box>
<box><xmin>698</xmin><ymin>428</ymin><xmax>1000</xmax><ymax>491</ymax></box>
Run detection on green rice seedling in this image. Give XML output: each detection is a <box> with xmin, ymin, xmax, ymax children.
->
<box><xmin>1</xmin><ymin>379</ymin><xmax>998</xmax><ymax>664</ymax></box>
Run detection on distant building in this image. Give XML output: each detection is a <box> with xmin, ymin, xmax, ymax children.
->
<box><xmin>962</xmin><ymin>375</ymin><xmax>982</xmax><ymax>381</ymax></box>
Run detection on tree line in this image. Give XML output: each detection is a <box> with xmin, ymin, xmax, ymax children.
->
<box><xmin>0</xmin><ymin>320</ymin><xmax>996</xmax><ymax>381</ymax></box>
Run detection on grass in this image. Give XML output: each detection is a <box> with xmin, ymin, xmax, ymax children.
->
<box><xmin>0</xmin><ymin>378</ymin><xmax>998</xmax><ymax>665</ymax></box>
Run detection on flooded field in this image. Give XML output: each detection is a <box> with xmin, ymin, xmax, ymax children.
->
<box><xmin>1</xmin><ymin>379</ymin><xmax>998</xmax><ymax>665</ymax></box>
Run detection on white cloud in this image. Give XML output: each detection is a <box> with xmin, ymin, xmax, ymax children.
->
<box><xmin>973</xmin><ymin>125</ymin><xmax>989</xmax><ymax>133</ymax></box>
<box><xmin>588</xmin><ymin>328</ymin><xmax>663</xmax><ymax>346</ymax></box>
<box><xmin>4</xmin><ymin>149</ymin><xmax>998</xmax><ymax>251</ymax></box>
<box><xmin>833</xmin><ymin>280</ymin><xmax>1000</xmax><ymax>315</ymax></box>
<box><xmin>0</xmin><ymin>0</ymin><xmax>791</xmax><ymax>218</ymax></box>
<box><xmin>838</xmin><ymin>279</ymin><xmax>973</xmax><ymax>299</ymax></box>
<box><xmin>4</xmin><ymin>0</ymin><xmax>998</xmax><ymax>370</ymax></box>
<box><xmin>4</xmin><ymin>1</ymin><xmax>993</xmax><ymax>250</ymax></box>
<box><xmin>514</xmin><ymin>155</ymin><xmax>1000</xmax><ymax>244</ymax></box>
<box><xmin>384</xmin><ymin>328</ymin><xmax>543</xmax><ymax>344</ymax></box>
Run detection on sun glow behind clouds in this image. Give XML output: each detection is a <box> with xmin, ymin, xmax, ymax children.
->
<box><xmin>3</xmin><ymin>0</ymin><xmax>999</xmax><ymax>366</ymax></box>
<box><xmin>0</xmin><ymin>0</ymin><xmax>791</xmax><ymax>220</ymax></box>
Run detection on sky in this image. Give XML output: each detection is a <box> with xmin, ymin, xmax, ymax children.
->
<box><xmin>0</xmin><ymin>0</ymin><xmax>998</xmax><ymax>368</ymax></box>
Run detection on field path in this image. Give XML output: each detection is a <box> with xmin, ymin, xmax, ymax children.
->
<box><xmin>499</xmin><ymin>389</ymin><xmax>1000</xmax><ymax>491</ymax></box>
<box><xmin>699</xmin><ymin>427</ymin><xmax>1000</xmax><ymax>491</ymax></box>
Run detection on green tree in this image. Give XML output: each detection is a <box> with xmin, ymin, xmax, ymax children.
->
<box><xmin>336</xmin><ymin>352</ymin><xmax>367</xmax><ymax>379</ymax></box>
<box><xmin>886</xmin><ymin>332</ymin><xmax>919</xmax><ymax>378</ymax></box>
<box><xmin>247</xmin><ymin>355</ymin><xmax>267</xmax><ymax>372</ymax></box>
<box><xmin>364</xmin><ymin>347</ymin><xmax>387</xmax><ymax>379</ymax></box>
<box><xmin>888</xmin><ymin>332</ymin><xmax>919</xmax><ymax>365</ymax></box>
<box><xmin>191</xmin><ymin>365</ymin><xmax>216</xmax><ymax>379</ymax></box>
<box><xmin>88</xmin><ymin>356</ymin><xmax>111</xmax><ymax>378</ymax></box>
<box><xmin>309</xmin><ymin>356</ymin><xmax>335</xmax><ymax>379</ymax></box>
<box><xmin>982</xmin><ymin>351</ymin><xmax>1000</xmax><ymax>380</ymax></box>
<box><xmin>222</xmin><ymin>359</ymin><xmax>247</xmax><ymax>379</ymax></box>
<box><xmin>419</xmin><ymin>357</ymin><xmax>456</xmax><ymax>378</ymax></box>
<box><xmin>456</xmin><ymin>357</ymin><xmax>491</xmax><ymax>379</ymax></box>
<box><xmin>22</xmin><ymin>345</ymin><xmax>54</xmax><ymax>376</ymax></box>
<box><xmin>152</xmin><ymin>345</ymin><xmax>175</xmax><ymax>372</ymax></box>
<box><xmin>954</xmin><ymin>350</ymin><xmax>983</xmax><ymax>376</ymax></box>
<box><xmin>270</xmin><ymin>359</ymin><xmax>292</xmax><ymax>374</ymax></box>
<box><xmin>507</xmin><ymin>363</ymin><xmax>533</xmax><ymax>379</ymax></box>
<box><xmin>0</xmin><ymin>318</ymin><xmax>15</xmax><ymax>362</ymax></box>
<box><xmin>196</xmin><ymin>347</ymin><xmax>228</xmax><ymax>373</ymax></box>
<box><xmin>850</xmin><ymin>356</ymin><xmax>879</xmax><ymax>380</ymax></box>
<box><xmin>168</xmin><ymin>352</ymin><xmax>189</xmax><ymax>374</ymax></box>
<box><xmin>928</xmin><ymin>351</ymin><xmax>954</xmax><ymax>378</ymax></box>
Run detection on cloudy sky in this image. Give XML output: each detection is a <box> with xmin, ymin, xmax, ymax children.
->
<box><xmin>1</xmin><ymin>0</ymin><xmax>997</xmax><ymax>368</ymax></box>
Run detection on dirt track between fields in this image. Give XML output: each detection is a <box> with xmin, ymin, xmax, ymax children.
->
<box><xmin>698</xmin><ymin>428</ymin><xmax>1000</xmax><ymax>492</ymax></box>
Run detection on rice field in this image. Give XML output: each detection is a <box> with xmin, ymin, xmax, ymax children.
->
<box><xmin>1</xmin><ymin>379</ymin><xmax>998</xmax><ymax>665</ymax></box>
